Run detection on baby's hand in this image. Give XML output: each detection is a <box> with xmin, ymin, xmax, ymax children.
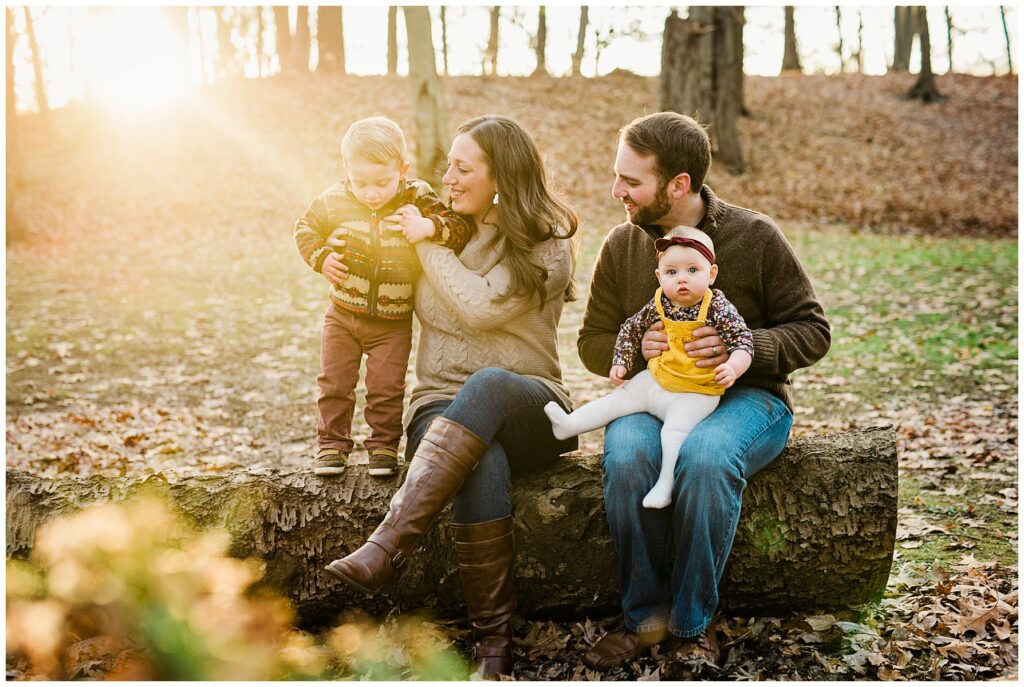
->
<box><xmin>385</xmin><ymin>204</ymin><xmax>435</xmax><ymax>243</ymax></box>
<box><xmin>715</xmin><ymin>362</ymin><xmax>737</xmax><ymax>388</ymax></box>
<box><xmin>610</xmin><ymin>365</ymin><xmax>627</xmax><ymax>387</ymax></box>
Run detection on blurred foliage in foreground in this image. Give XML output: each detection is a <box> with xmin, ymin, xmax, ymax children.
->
<box><xmin>6</xmin><ymin>496</ymin><xmax>467</xmax><ymax>680</ymax></box>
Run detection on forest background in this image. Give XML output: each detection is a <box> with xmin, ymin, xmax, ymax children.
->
<box><xmin>5</xmin><ymin>3</ymin><xmax>1019</xmax><ymax>681</ymax></box>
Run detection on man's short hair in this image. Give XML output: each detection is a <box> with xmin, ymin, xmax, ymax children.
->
<box><xmin>341</xmin><ymin>116</ymin><xmax>408</xmax><ymax>166</ymax></box>
<box><xmin>619</xmin><ymin>112</ymin><xmax>711</xmax><ymax>191</ymax></box>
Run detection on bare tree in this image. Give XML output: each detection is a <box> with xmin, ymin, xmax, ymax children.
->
<box><xmin>855</xmin><ymin>10</ymin><xmax>864</xmax><ymax>73</ymax></box>
<box><xmin>571</xmin><ymin>6</ymin><xmax>588</xmax><ymax>76</ymax></box>
<box><xmin>834</xmin><ymin>6</ymin><xmax>845</xmax><ymax>73</ymax></box>
<box><xmin>272</xmin><ymin>6</ymin><xmax>291</xmax><ymax>75</ymax></box>
<box><xmin>255</xmin><ymin>6</ymin><xmax>266</xmax><ymax>77</ymax></box>
<box><xmin>317</xmin><ymin>5</ymin><xmax>345</xmax><ymax>72</ymax></box>
<box><xmin>908</xmin><ymin>6</ymin><xmax>944</xmax><ymax>102</ymax></box>
<box><xmin>944</xmin><ymin>7</ymin><xmax>953</xmax><ymax>73</ymax></box>
<box><xmin>440</xmin><ymin>6</ymin><xmax>449</xmax><ymax>76</ymax></box>
<box><xmin>531</xmin><ymin>6</ymin><xmax>547</xmax><ymax>76</ymax></box>
<box><xmin>892</xmin><ymin>6</ymin><xmax>914</xmax><ymax>72</ymax></box>
<box><xmin>592</xmin><ymin>10</ymin><xmax>645</xmax><ymax>75</ymax></box>
<box><xmin>484</xmin><ymin>6</ymin><xmax>499</xmax><ymax>75</ymax></box>
<box><xmin>386</xmin><ymin>6</ymin><xmax>398</xmax><ymax>76</ymax></box>
<box><xmin>403</xmin><ymin>6</ymin><xmax>448</xmax><ymax>188</ymax></box>
<box><xmin>294</xmin><ymin>6</ymin><xmax>310</xmax><ymax>72</ymax></box>
<box><xmin>22</xmin><ymin>6</ymin><xmax>48</xmax><ymax>114</ymax></box>
<box><xmin>1000</xmin><ymin>6</ymin><xmax>1013</xmax><ymax>74</ymax></box>
<box><xmin>661</xmin><ymin>7</ymin><xmax>744</xmax><ymax>173</ymax></box>
<box><xmin>782</xmin><ymin>6</ymin><xmax>801</xmax><ymax>72</ymax></box>
<box><xmin>6</xmin><ymin>7</ymin><xmax>16</xmax><ymax>123</ymax></box>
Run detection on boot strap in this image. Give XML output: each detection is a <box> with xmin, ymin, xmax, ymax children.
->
<box><xmin>367</xmin><ymin>535</ymin><xmax>408</xmax><ymax>570</ymax></box>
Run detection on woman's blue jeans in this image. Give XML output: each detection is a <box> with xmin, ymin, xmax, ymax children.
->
<box><xmin>601</xmin><ymin>386</ymin><xmax>793</xmax><ymax>638</ymax></box>
<box><xmin>405</xmin><ymin>367</ymin><xmax>577</xmax><ymax>525</ymax></box>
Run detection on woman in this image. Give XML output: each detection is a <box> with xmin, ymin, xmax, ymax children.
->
<box><xmin>325</xmin><ymin>115</ymin><xmax>579</xmax><ymax>678</ymax></box>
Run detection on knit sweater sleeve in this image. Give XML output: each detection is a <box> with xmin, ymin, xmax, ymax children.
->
<box><xmin>407</xmin><ymin>180</ymin><xmax>473</xmax><ymax>253</ymax></box>
<box><xmin>578</xmin><ymin>231</ymin><xmax>637</xmax><ymax>377</ymax></box>
<box><xmin>749</xmin><ymin>223</ymin><xmax>831</xmax><ymax>375</ymax></box>
<box><xmin>415</xmin><ymin>236</ymin><xmax>571</xmax><ymax>331</ymax></box>
<box><xmin>293</xmin><ymin>191</ymin><xmax>334</xmax><ymax>273</ymax></box>
<box><xmin>611</xmin><ymin>299</ymin><xmax>658</xmax><ymax>370</ymax></box>
<box><xmin>706</xmin><ymin>289</ymin><xmax>754</xmax><ymax>356</ymax></box>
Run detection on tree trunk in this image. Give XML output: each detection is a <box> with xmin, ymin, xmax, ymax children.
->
<box><xmin>892</xmin><ymin>6</ymin><xmax>914</xmax><ymax>72</ymax></box>
<box><xmin>216</xmin><ymin>7</ymin><xmax>239</xmax><ymax>80</ymax></box>
<box><xmin>272</xmin><ymin>6</ymin><xmax>291</xmax><ymax>75</ymax></box>
<box><xmin>909</xmin><ymin>6</ymin><xmax>944</xmax><ymax>102</ymax></box>
<box><xmin>661</xmin><ymin>7</ymin><xmax>744</xmax><ymax>173</ymax></box>
<box><xmin>532</xmin><ymin>5</ymin><xmax>547</xmax><ymax>77</ymax></box>
<box><xmin>386</xmin><ymin>6</ymin><xmax>398</xmax><ymax>76</ymax></box>
<box><xmin>1000</xmin><ymin>6</ymin><xmax>1013</xmax><ymax>74</ymax></box>
<box><xmin>293</xmin><ymin>6</ymin><xmax>310</xmax><ymax>73</ymax></box>
<box><xmin>855</xmin><ymin>10</ymin><xmax>864</xmax><ymax>74</ymax></box>
<box><xmin>7</xmin><ymin>428</ymin><xmax>898</xmax><ymax>627</ymax></box>
<box><xmin>440</xmin><ymin>6</ymin><xmax>449</xmax><ymax>76</ymax></box>
<box><xmin>781</xmin><ymin>6</ymin><xmax>801</xmax><ymax>72</ymax></box>
<box><xmin>714</xmin><ymin>6</ymin><xmax>745</xmax><ymax>173</ymax></box>
<box><xmin>571</xmin><ymin>6</ymin><xmax>588</xmax><ymax>76</ymax></box>
<box><xmin>6</xmin><ymin>6</ymin><xmax>17</xmax><ymax>124</ymax></box>
<box><xmin>255</xmin><ymin>6</ymin><xmax>265</xmax><ymax>77</ymax></box>
<box><xmin>834</xmin><ymin>6</ymin><xmax>844</xmax><ymax>73</ymax></box>
<box><xmin>22</xmin><ymin>6</ymin><xmax>48</xmax><ymax>114</ymax></box>
<box><xmin>317</xmin><ymin>5</ymin><xmax>344</xmax><ymax>72</ymax></box>
<box><xmin>485</xmin><ymin>6</ymin><xmax>499</xmax><ymax>75</ymax></box>
<box><xmin>403</xmin><ymin>6</ymin><xmax>448</xmax><ymax>189</ymax></box>
<box><xmin>944</xmin><ymin>6</ymin><xmax>953</xmax><ymax>74</ymax></box>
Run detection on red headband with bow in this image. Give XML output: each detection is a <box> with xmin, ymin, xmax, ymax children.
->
<box><xmin>653</xmin><ymin>236</ymin><xmax>715</xmax><ymax>264</ymax></box>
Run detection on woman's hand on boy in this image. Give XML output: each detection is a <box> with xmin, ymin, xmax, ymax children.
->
<box><xmin>609</xmin><ymin>365</ymin><xmax>627</xmax><ymax>387</ymax></box>
<box><xmin>385</xmin><ymin>205</ymin><xmax>436</xmax><ymax>243</ymax></box>
<box><xmin>685</xmin><ymin>326</ymin><xmax>728</xmax><ymax>368</ymax></box>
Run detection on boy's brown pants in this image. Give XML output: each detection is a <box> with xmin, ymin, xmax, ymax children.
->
<box><xmin>317</xmin><ymin>303</ymin><xmax>412</xmax><ymax>453</ymax></box>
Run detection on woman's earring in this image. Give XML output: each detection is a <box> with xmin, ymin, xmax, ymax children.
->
<box><xmin>492</xmin><ymin>192</ymin><xmax>500</xmax><ymax>206</ymax></box>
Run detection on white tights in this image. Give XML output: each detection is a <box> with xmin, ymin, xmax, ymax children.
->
<box><xmin>544</xmin><ymin>370</ymin><xmax>720</xmax><ymax>509</ymax></box>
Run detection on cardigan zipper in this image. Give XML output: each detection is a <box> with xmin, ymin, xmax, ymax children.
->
<box><xmin>368</xmin><ymin>209</ymin><xmax>380</xmax><ymax>317</ymax></box>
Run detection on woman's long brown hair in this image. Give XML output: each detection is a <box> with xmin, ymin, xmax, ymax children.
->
<box><xmin>457</xmin><ymin>115</ymin><xmax>579</xmax><ymax>307</ymax></box>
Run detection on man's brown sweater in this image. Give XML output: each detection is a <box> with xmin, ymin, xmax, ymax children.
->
<box><xmin>578</xmin><ymin>185</ymin><xmax>830</xmax><ymax>410</ymax></box>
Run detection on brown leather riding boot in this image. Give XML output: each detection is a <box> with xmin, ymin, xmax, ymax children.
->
<box><xmin>452</xmin><ymin>516</ymin><xmax>516</xmax><ymax>680</ymax></box>
<box><xmin>325</xmin><ymin>417</ymin><xmax>487</xmax><ymax>595</ymax></box>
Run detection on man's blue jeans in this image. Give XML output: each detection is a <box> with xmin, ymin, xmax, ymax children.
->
<box><xmin>602</xmin><ymin>386</ymin><xmax>793</xmax><ymax>638</ymax></box>
<box><xmin>406</xmin><ymin>367</ymin><xmax>577</xmax><ymax>525</ymax></box>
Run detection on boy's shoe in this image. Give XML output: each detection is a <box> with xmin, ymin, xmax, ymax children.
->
<box><xmin>314</xmin><ymin>448</ymin><xmax>348</xmax><ymax>476</ymax></box>
<box><xmin>367</xmin><ymin>446</ymin><xmax>400</xmax><ymax>477</ymax></box>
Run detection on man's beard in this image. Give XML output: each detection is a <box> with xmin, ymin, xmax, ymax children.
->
<box><xmin>627</xmin><ymin>182</ymin><xmax>673</xmax><ymax>226</ymax></box>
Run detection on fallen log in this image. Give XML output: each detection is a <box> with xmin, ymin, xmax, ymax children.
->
<box><xmin>7</xmin><ymin>427</ymin><xmax>897</xmax><ymax>627</ymax></box>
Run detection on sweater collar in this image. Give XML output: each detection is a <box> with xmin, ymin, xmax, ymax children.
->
<box><xmin>639</xmin><ymin>184</ymin><xmax>723</xmax><ymax>241</ymax></box>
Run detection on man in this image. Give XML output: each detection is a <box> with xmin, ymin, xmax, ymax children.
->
<box><xmin>578</xmin><ymin>112</ymin><xmax>830</xmax><ymax>669</ymax></box>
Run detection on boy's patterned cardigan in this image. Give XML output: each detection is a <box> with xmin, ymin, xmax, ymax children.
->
<box><xmin>294</xmin><ymin>179</ymin><xmax>472</xmax><ymax>320</ymax></box>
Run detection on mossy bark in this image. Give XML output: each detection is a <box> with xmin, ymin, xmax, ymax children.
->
<box><xmin>7</xmin><ymin>427</ymin><xmax>897</xmax><ymax>627</ymax></box>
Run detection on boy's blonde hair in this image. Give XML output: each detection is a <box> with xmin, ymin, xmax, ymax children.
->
<box><xmin>341</xmin><ymin>116</ymin><xmax>408</xmax><ymax>166</ymax></box>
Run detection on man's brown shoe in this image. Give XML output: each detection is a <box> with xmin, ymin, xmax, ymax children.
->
<box><xmin>583</xmin><ymin>620</ymin><xmax>669</xmax><ymax>670</ymax></box>
<box><xmin>671</xmin><ymin>625</ymin><xmax>720</xmax><ymax>666</ymax></box>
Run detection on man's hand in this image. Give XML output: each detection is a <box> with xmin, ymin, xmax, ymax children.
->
<box><xmin>385</xmin><ymin>204</ymin><xmax>435</xmax><ymax>243</ymax></box>
<box><xmin>610</xmin><ymin>365</ymin><xmax>627</xmax><ymax>387</ymax></box>
<box><xmin>321</xmin><ymin>238</ymin><xmax>349</xmax><ymax>287</ymax></box>
<box><xmin>684</xmin><ymin>325</ymin><xmax>729</xmax><ymax>368</ymax></box>
<box><xmin>641</xmin><ymin>320</ymin><xmax>669</xmax><ymax>361</ymax></box>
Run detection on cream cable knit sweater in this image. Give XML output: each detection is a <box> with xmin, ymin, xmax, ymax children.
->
<box><xmin>405</xmin><ymin>222</ymin><xmax>574</xmax><ymax>426</ymax></box>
